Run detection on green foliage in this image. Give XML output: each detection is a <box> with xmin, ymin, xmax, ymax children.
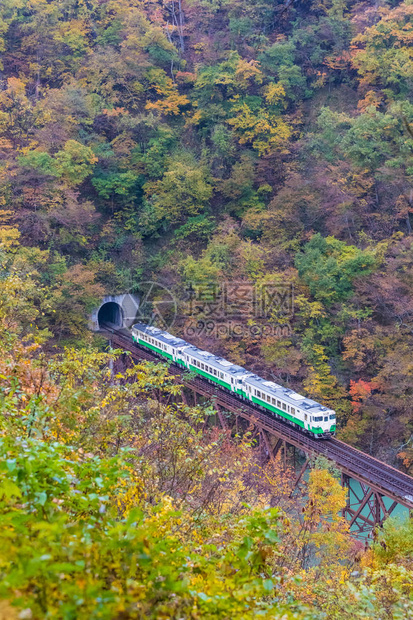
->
<box><xmin>145</xmin><ymin>158</ymin><xmax>213</xmax><ymax>224</ymax></box>
<box><xmin>92</xmin><ymin>170</ymin><xmax>141</xmax><ymax>200</ymax></box>
<box><xmin>295</xmin><ymin>233</ymin><xmax>376</xmax><ymax>306</ymax></box>
<box><xmin>19</xmin><ymin>141</ymin><xmax>98</xmax><ymax>186</ymax></box>
<box><xmin>174</xmin><ymin>214</ymin><xmax>216</xmax><ymax>240</ymax></box>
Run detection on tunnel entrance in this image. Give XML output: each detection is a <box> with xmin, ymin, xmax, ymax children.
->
<box><xmin>98</xmin><ymin>302</ymin><xmax>123</xmax><ymax>328</ymax></box>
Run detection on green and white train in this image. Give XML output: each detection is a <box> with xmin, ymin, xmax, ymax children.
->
<box><xmin>131</xmin><ymin>322</ymin><xmax>336</xmax><ymax>438</ymax></box>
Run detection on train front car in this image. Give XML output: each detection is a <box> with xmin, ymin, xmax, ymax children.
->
<box><xmin>242</xmin><ymin>375</ymin><xmax>336</xmax><ymax>438</ymax></box>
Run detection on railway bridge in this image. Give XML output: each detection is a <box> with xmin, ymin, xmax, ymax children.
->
<box><xmin>100</xmin><ymin>325</ymin><xmax>413</xmax><ymax>538</ymax></box>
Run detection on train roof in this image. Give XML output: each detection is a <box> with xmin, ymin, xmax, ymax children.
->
<box><xmin>186</xmin><ymin>346</ymin><xmax>249</xmax><ymax>376</ymax></box>
<box><xmin>244</xmin><ymin>374</ymin><xmax>329</xmax><ymax>412</ymax></box>
<box><xmin>133</xmin><ymin>322</ymin><xmax>188</xmax><ymax>348</ymax></box>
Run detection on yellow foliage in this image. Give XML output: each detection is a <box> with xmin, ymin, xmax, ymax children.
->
<box><xmin>227</xmin><ymin>102</ymin><xmax>291</xmax><ymax>155</ymax></box>
<box><xmin>146</xmin><ymin>92</ymin><xmax>190</xmax><ymax>116</ymax></box>
<box><xmin>264</xmin><ymin>82</ymin><xmax>286</xmax><ymax>106</ymax></box>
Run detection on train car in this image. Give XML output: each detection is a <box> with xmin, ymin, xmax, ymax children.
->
<box><xmin>131</xmin><ymin>323</ymin><xmax>188</xmax><ymax>361</ymax></box>
<box><xmin>241</xmin><ymin>375</ymin><xmax>335</xmax><ymax>437</ymax></box>
<box><xmin>182</xmin><ymin>346</ymin><xmax>250</xmax><ymax>396</ymax></box>
<box><xmin>131</xmin><ymin>322</ymin><xmax>336</xmax><ymax>438</ymax></box>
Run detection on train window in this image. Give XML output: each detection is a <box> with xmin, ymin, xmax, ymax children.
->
<box><xmin>330</xmin><ymin>414</ymin><xmax>336</xmax><ymax>420</ymax></box>
<box><xmin>291</xmin><ymin>407</ymin><xmax>295</xmax><ymax>416</ymax></box>
<box><xmin>257</xmin><ymin>391</ymin><xmax>261</xmax><ymax>398</ymax></box>
<box><xmin>304</xmin><ymin>414</ymin><xmax>307</xmax><ymax>421</ymax></box>
<box><xmin>220</xmin><ymin>372</ymin><xmax>224</xmax><ymax>379</ymax></box>
<box><xmin>313</xmin><ymin>416</ymin><xmax>323</xmax><ymax>422</ymax></box>
<box><xmin>282</xmin><ymin>402</ymin><xmax>286</xmax><ymax>411</ymax></box>
<box><xmin>272</xmin><ymin>398</ymin><xmax>276</xmax><ymax>405</ymax></box>
<box><xmin>277</xmin><ymin>400</ymin><xmax>281</xmax><ymax>408</ymax></box>
<box><xmin>324</xmin><ymin>416</ymin><xmax>328</xmax><ymax>422</ymax></box>
<box><xmin>266</xmin><ymin>395</ymin><xmax>270</xmax><ymax>403</ymax></box>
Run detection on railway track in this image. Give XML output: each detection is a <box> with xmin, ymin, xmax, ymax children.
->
<box><xmin>101</xmin><ymin>325</ymin><xmax>413</xmax><ymax>510</ymax></box>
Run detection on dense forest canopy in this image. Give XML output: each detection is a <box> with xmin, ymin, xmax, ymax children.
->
<box><xmin>1</xmin><ymin>0</ymin><xmax>413</xmax><ymax>463</ymax></box>
<box><xmin>2</xmin><ymin>0</ymin><xmax>413</xmax><ymax>616</ymax></box>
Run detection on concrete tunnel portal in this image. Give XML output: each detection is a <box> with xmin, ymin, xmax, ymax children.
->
<box><xmin>90</xmin><ymin>294</ymin><xmax>140</xmax><ymax>331</ymax></box>
<box><xmin>97</xmin><ymin>301</ymin><xmax>124</xmax><ymax>328</ymax></box>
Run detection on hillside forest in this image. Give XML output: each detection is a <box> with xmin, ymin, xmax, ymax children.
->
<box><xmin>2</xmin><ymin>0</ymin><xmax>413</xmax><ymax>466</ymax></box>
<box><xmin>1</xmin><ymin>0</ymin><xmax>413</xmax><ymax>616</ymax></box>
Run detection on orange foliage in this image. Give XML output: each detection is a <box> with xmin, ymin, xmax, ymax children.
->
<box><xmin>349</xmin><ymin>379</ymin><xmax>379</xmax><ymax>412</ymax></box>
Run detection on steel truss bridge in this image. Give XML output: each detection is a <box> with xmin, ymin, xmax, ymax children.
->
<box><xmin>101</xmin><ymin>326</ymin><xmax>413</xmax><ymax>537</ymax></box>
